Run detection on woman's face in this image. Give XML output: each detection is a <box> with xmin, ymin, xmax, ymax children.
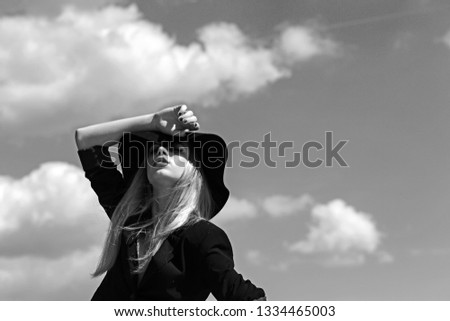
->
<box><xmin>146</xmin><ymin>142</ymin><xmax>191</xmax><ymax>189</ymax></box>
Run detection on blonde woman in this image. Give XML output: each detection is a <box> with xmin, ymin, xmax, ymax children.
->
<box><xmin>75</xmin><ymin>104</ymin><xmax>266</xmax><ymax>300</ymax></box>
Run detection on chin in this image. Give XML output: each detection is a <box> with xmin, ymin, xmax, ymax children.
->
<box><xmin>148</xmin><ymin>171</ymin><xmax>180</xmax><ymax>188</ymax></box>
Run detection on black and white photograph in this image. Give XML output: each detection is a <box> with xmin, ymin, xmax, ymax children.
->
<box><xmin>0</xmin><ymin>0</ymin><xmax>449</xmax><ymax>305</ymax></box>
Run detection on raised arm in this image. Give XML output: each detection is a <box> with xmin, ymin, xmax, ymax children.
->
<box><xmin>75</xmin><ymin>104</ymin><xmax>200</xmax><ymax>218</ymax></box>
<box><xmin>75</xmin><ymin>104</ymin><xmax>199</xmax><ymax>150</ymax></box>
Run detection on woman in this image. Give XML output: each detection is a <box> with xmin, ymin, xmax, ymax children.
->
<box><xmin>75</xmin><ymin>104</ymin><xmax>266</xmax><ymax>300</ymax></box>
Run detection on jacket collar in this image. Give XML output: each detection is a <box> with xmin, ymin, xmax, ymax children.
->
<box><xmin>136</xmin><ymin>232</ymin><xmax>182</xmax><ymax>288</ymax></box>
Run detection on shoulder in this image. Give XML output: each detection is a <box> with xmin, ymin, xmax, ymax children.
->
<box><xmin>181</xmin><ymin>220</ymin><xmax>231</xmax><ymax>251</ymax></box>
<box><xmin>77</xmin><ymin>145</ymin><xmax>116</xmax><ymax>172</ymax></box>
<box><xmin>183</xmin><ymin>219</ymin><xmax>228</xmax><ymax>242</ymax></box>
<box><xmin>185</xmin><ymin>219</ymin><xmax>224</xmax><ymax>234</ymax></box>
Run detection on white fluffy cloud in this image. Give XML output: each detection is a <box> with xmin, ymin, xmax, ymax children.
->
<box><xmin>288</xmin><ymin>199</ymin><xmax>387</xmax><ymax>266</ymax></box>
<box><xmin>275</xmin><ymin>25</ymin><xmax>337</xmax><ymax>63</ymax></box>
<box><xmin>0</xmin><ymin>5</ymin><xmax>337</xmax><ymax>136</ymax></box>
<box><xmin>0</xmin><ymin>247</ymin><xmax>102</xmax><ymax>300</ymax></box>
<box><xmin>262</xmin><ymin>194</ymin><xmax>314</xmax><ymax>217</ymax></box>
<box><xmin>212</xmin><ymin>196</ymin><xmax>258</xmax><ymax>224</ymax></box>
<box><xmin>0</xmin><ymin>162</ymin><xmax>101</xmax><ymax>232</ymax></box>
<box><xmin>0</xmin><ymin>162</ymin><xmax>107</xmax><ymax>299</ymax></box>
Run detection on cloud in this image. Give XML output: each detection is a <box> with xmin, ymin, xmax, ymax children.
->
<box><xmin>262</xmin><ymin>194</ymin><xmax>314</xmax><ymax>217</ymax></box>
<box><xmin>0</xmin><ymin>246</ymin><xmax>101</xmax><ymax>300</ymax></box>
<box><xmin>288</xmin><ymin>199</ymin><xmax>388</xmax><ymax>266</ymax></box>
<box><xmin>0</xmin><ymin>162</ymin><xmax>105</xmax><ymax>256</ymax></box>
<box><xmin>0</xmin><ymin>161</ymin><xmax>107</xmax><ymax>258</ymax></box>
<box><xmin>0</xmin><ymin>5</ymin><xmax>337</xmax><ymax>137</ymax></box>
<box><xmin>275</xmin><ymin>25</ymin><xmax>337</xmax><ymax>63</ymax></box>
<box><xmin>245</xmin><ymin>249</ymin><xmax>264</xmax><ymax>266</ymax></box>
<box><xmin>211</xmin><ymin>196</ymin><xmax>258</xmax><ymax>224</ymax></box>
<box><xmin>0</xmin><ymin>162</ymin><xmax>107</xmax><ymax>299</ymax></box>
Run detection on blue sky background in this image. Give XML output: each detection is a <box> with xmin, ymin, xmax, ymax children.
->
<box><xmin>0</xmin><ymin>0</ymin><xmax>449</xmax><ymax>300</ymax></box>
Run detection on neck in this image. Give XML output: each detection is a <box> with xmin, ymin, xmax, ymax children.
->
<box><xmin>152</xmin><ymin>186</ymin><xmax>171</xmax><ymax>214</ymax></box>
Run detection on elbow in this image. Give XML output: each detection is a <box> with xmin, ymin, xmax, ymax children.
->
<box><xmin>74</xmin><ymin>129</ymin><xmax>80</xmax><ymax>149</ymax></box>
<box><xmin>75</xmin><ymin>128</ymin><xmax>87</xmax><ymax>150</ymax></box>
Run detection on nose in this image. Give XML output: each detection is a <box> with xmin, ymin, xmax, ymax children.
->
<box><xmin>156</xmin><ymin>145</ymin><xmax>169</xmax><ymax>156</ymax></box>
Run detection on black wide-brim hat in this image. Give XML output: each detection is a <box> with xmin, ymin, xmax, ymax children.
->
<box><xmin>118</xmin><ymin>131</ymin><xmax>229</xmax><ymax>218</ymax></box>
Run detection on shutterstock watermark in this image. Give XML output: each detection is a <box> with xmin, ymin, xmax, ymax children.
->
<box><xmin>101</xmin><ymin>131</ymin><xmax>349</xmax><ymax>170</ymax></box>
<box><xmin>227</xmin><ymin>131</ymin><xmax>349</xmax><ymax>168</ymax></box>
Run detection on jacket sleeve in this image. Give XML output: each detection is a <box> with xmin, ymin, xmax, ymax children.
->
<box><xmin>193</xmin><ymin>221</ymin><xmax>266</xmax><ymax>301</ymax></box>
<box><xmin>77</xmin><ymin>145</ymin><xmax>126</xmax><ymax>219</ymax></box>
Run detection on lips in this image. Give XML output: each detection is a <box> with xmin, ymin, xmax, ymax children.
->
<box><xmin>152</xmin><ymin>156</ymin><xmax>169</xmax><ymax>166</ymax></box>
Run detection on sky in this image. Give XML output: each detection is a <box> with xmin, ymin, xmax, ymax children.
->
<box><xmin>0</xmin><ymin>0</ymin><xmax>449</xmax><ymax>300</ymax></box>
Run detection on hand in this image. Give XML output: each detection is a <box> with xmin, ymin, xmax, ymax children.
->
<box><xmin>151</xmin><ymin>104</ymin><xmax>200</xmax><ymax>136</ymax></box>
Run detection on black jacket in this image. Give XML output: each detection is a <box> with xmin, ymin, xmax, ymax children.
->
<box><xmin>78</xmin><ymin>146</ymin><xmax>265</xmax><ymax>300</ymax></box>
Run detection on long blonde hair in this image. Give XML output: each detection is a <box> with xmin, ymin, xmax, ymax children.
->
<box><xmin>92</xmin><ymin>157</ymin><xmax>213</xmax><ymax>277</ymax></box>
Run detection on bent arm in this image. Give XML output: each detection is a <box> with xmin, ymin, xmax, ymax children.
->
<box><xmin>75</xmin><ymin>104</ymin><xmax>199</xmax><ymax>150</ymax></box>
<box><xmin>75</xmin><ymin>114</ymin><xmax>154</xmax><ymax>150</ymax></box>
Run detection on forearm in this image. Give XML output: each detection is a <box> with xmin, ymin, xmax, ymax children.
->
<box><xmin>75</xmin><ymin>114</ymin><xmax>155</xmax><ymax>150</ymax></box>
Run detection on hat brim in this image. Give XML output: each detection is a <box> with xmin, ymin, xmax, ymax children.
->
<box><xmin>118</xmin><ymin>131</ymin><xmax>230</xmax><ymax>218</ymax></box>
